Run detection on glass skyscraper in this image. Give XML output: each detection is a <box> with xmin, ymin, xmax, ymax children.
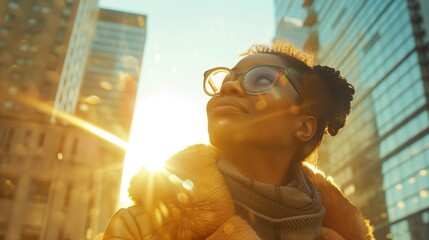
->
<box><xmin>78</xmin><ymin>8</ymin><xmax>147</xmax><ymax>140</ymax></box>
<box><xmin>274</xmin><ymin>0</ymin><xmax>429</xmax><ymax>239</ymax></box>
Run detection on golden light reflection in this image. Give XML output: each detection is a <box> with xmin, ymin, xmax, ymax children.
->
<box><xmin>100</xmin><ymin>81</ymin><xmax>113</xmax><ymax>91</ymax></box>
<box><xmin>395</xmin><ymin>184</ymin><xmax>403</xmax><ymax>191</ymax></box>
<box><xmin>245</xmin><ymin>104</ymin><xmax>302</xmax><ymax>126</ymax></box>
<box><xmin>79</xmin><ymin>103</ymin><xmax>89</xmax><ymax>112</ymax></box>
<box><xmin>255</xmin><ymin>95</ymin><xmax>267</xmax><ymax>110</ymax></box>
<box><xmin>85</xmin><ymin>95</ymin><xmax>101</xmax><ymax>105</ymax></box>
<box><xmin>181</xmin><ymin>179</ymin><xmax>194</xmax><ymax>191</ymax></box>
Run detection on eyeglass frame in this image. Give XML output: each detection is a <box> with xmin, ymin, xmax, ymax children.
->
<box><xmin>203</xmin><ymin>64</ymin><xmax>308</xmax><ymax>103</ymax></box>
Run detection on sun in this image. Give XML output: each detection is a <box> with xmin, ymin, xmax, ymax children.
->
<box><xmin>118</xmin><ymin>92</ymin><xmax>209</xmax><ymax>208</ymax></box>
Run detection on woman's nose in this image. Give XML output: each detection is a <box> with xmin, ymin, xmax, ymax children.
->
<box><xmin>220</xmin><ymin>79</ymin><xmax>245</xmax><ymax>96</ymax></box>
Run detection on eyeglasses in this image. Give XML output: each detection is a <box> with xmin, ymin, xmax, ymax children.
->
<box><xmin>203</xmin><ymin>65</ymin><xmax>306</xmax><ymax>102</ymax></box>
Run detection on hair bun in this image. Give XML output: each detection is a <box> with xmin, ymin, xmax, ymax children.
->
<box><xmin>313</xmin><ymin>65</ymin><xmax>355</xmax><ymax>136</ymax></box>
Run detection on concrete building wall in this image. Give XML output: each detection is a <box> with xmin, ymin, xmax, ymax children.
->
<box><xmin>0</xmin><ymin>118</ymin><xmax>124</xmax><ymax>239</ymax></box>
<box><xmin>0</xmin><ymin>1</ymin><xmax>140</xmax><ymax>239</ymax></box>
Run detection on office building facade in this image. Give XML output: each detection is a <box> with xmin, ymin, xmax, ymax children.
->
<box><xmin>0</xmin><ymin>1</ymin><xmax>146</xmax><ymax>240</ymax></box>
<box><xmin>0</xmin><ymin>0</ymin><xmax>100</xmax><ymax>239</ymax></box>
<box><xmin>52</xmin><ymin>0</ymin><xmax>99</xmax><ymax>118</ymax></box>
<box><xmin>78</xmin><ymin>8</ymin><xmax>146</xmax><ymax>139</ymax></box>
<box><xmin>274</xmin><ymin>0</ymin><xmax>318</xmax><ymax>51</ymax></box>
<box><xmin>274</xmin><ymin>0</ymin><xmax>429</xmax><ymax>239</ymax></box>
<box><xmin>0</xmin><ymin>0</ymin><xmax>97</xmax><ymax>122</ymax></box>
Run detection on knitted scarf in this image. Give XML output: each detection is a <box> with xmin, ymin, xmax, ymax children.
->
<box><xmin>217</xmin><ymin>158</ymin><xmax>325</xmax><ymax>240</ymax></box>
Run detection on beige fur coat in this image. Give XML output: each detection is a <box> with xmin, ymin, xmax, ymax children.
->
<box><xmin>103</xmin><ymin>144</ymin><xmax>374</xmax><ymax>240</ymax></box>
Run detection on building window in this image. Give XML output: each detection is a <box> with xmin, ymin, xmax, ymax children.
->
<box><xmin>20</xmin><ymin>44</ymin><xmax>29</xmax><ymax>52</ymax></box>
<box><xmin>62</xmin><ymin>8</ymin><xmax>72</xmax><ymax>16</ymax></box>
<box><xmin>363</xmin><ymin>32</ymin><xmax>380</xmax><ymax>53</ymax></box>
<box><xmin>27</xmin><ymin>59</ymin><xmax>34</xmax><ymax>66</ymax></box>
<box><xmin>38</xmin><ymin>133</ymin><xmax>45</xmax><ymax>147</ymax></box>
<box><xmin>30</xmin><ymin>45</ymin><xmax>38</xmax><ymax>53</ymax></box>
<box><xmin>23</xmin><ymin>130</ymin><xmax>32</xmax><ymax>148</ymax></box>
<box><xmin>12</xmin><ymin>73</ymin><xmax>31</xmax><ymax>81</ymax></box>
<box><xmin>16</xmin><ymin>58</ymin><xmax>25</xmax><ymax>65</ymax></box>
<box><xmin>23</xmin><ymin>30</ymin><xmax>40</xmax><ymax>38</ymax></box>
<box><xmin>423</xmin><ymin>211</ymin><xmax>429</xmax><ymax>223</ymax></box>
<box><xmin>4</xmin><ymin>14</ymin><xmax>15</xmax><ymax>22</ymax></box>
<box><xmin>0</xmin><ymin>222</ymin><xmax>7</xmax><ymax>240</ymax></box>
<box><xmin>20</xmin><ymin>226</ymin><xmax>40</xmax><ymax>240</ymax></box>
<box><xmin>59</xmin><ymin>18</ymin><xmax>69</xmax><ymax>28</ymax></box>
<box><xmin>8</xmin><ymin>2</ymin><xmax>20</xmax><ymax>9</ymax></box>
<box><xmin>0</xmin><ymin>176</ymin><xmax>18</xmax><ymax>200</ymax></box>
<box><xmin>41</xmin><ymin>7</ymin><xmax>51</xmax><ymax>14</ymax></box>
<box><xmin>0</xmin><ymin>27</ymin><xmax>11</xmax><ymax>37</ymax></box>
<box><xmin>32</xmin><ymin>5</ymin><xmax>41</xmax><ymax>13</ymax></box>
<box><xmin>27</xmin><ymin>18</ymin><xmax>43</xmax><ymax>26</ymax></box>
<box><xmin>8</xmin><ymin>86</ymin><xmax>18</xmax><ymax>95</ymax></box>
<box><xmin>2</xmin><ymin>128</ymin><xmax>14</xmax><ymax>153</ymax></box>
<box><xmin>28</xmin><ymin>180</ymin><xmax>50</xmax><ymax>203</ymax></box>
<box><xmin>16</xmin><ymin>58</ymin><xmax>35</xmax><ymax>67</ymax></box>
<box><xmin>3</xmin><ymin>101</ymin><xmax>13</xmax><ymax>110</ymax></box>
<box><xmin>64</xmin><ymin>183</ymin><xmax>72</xmax><ymax>207</ymax></box>
<box><xmin>28</xmin><ymin>18</ymin><xmax>37</xmax><ymax>25</ymax></box>
<box><xmin>57</xmin><ymin>136</ymin><xmax>64</xmax><ymax>153</ymax></box>
<box><xmin>71</xmin><ymin>138</ymin><xmax>78</xmax><ymax>156</ymax></box>
<box><xmin>55</xmin><ymin>32</ymin><xmax>65</xmax><ymax>42</ymax></box>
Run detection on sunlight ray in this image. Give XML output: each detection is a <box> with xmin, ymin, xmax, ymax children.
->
<box><xmin>11</xmin><ymin>94</ymin><xmax>128</xmax><ymax>149</ymax></box>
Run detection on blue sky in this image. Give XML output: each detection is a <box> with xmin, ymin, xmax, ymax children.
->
<box><xmin>98</xmin><ymin>0</ymin><xmax>275</xmax><ymax>205</ymax></box>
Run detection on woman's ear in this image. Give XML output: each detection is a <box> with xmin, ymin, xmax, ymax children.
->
<box><xmin>294</xmin><ymin>116</ymin><xmax>317</xmax><ymax>142</ymax></box>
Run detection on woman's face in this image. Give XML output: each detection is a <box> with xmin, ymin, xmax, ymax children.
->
<box><xmin>206</xmin><ymin>53</ymin><xmax>304</xmax><ymax>150</ymax></box>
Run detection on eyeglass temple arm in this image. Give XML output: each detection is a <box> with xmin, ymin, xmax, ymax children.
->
<box><xmin>284</xmin><ymin>69</ymin><xmax>306</xmax><ymax>102</ymax></box>
<box><xmin>207</xmin><ymin>77</ymin><xmax>219</xmax><ymax>93</ymax></box>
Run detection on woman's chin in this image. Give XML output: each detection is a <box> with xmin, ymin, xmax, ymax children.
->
<box><xmin>209</xmin><ymin>130</ymin><xmax>246</xmax><ymax>148</ymax></box>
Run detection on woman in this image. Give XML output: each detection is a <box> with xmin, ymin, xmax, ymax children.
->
<box><xmin>102</xmin><ymin>41</ymin><xmax>374</xmax><ymax>240</ymax></box>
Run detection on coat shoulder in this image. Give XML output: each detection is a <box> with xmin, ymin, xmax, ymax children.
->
<box><xmin>102</xmin><ymin>207</ymin><xmax>144</xmax><ymax>240</ymax></box>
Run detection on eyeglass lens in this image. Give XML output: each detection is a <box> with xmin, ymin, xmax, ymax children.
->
<box><xmin>204</xmin><ymin>66</ymin><xmax>281</xmax><ymax>95</ymax></box>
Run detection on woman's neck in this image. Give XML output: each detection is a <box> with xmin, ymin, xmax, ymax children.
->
<box><xmin>221</xmin><ymin>145</ymin><xmax>295</xmax><ymax>185</ymax></box>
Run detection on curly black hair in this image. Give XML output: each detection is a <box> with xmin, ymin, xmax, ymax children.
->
<box><xmin>244</xmin><ymin>40</ymin><xmax>355</xmax><ymax>161</ymax></box>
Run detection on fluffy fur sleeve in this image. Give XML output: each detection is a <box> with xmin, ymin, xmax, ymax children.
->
<box><xmin>111</xmin><ymin>144</ymin><xmax>259</xmax><ymax>240</ymax></box>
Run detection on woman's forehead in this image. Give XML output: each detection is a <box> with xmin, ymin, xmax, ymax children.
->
<box><xmin>234</xmin><ymin>53</ymin><xmax>287</xmax><ymax>70</ymax></box>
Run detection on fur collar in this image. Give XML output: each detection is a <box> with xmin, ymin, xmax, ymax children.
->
<box><xmin>302</xmin><ymin>163</ymin><xmax>374</xmax><ymax>239</ymax></box>
<box><xmin>128</xmin><ymin>144</ymin><xmax>374</xmax><ymax>240</ymax></box>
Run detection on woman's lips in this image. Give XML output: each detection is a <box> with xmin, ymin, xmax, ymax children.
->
<box><xmin>211</xmin><ymin>99</ymin><xmax>248</xmax><ymax>115</ymax></box>
<box><xmin>213</xmin><ymin>105</ymin><xmax>247</xmax><ymax>115</ymax></box>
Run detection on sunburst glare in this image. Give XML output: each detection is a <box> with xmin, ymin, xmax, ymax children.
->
<box><xmin>118</xmin><ymin>92</ymin><xmax>209</xmax><ymax>208</ymax></box>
